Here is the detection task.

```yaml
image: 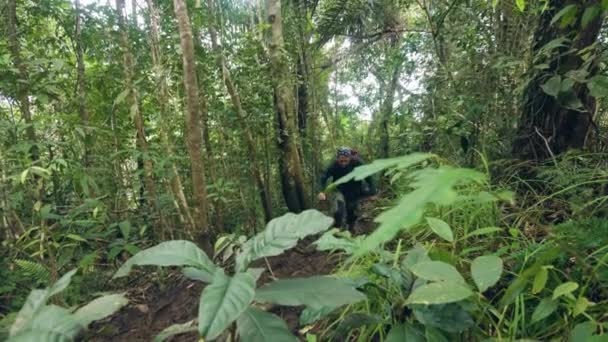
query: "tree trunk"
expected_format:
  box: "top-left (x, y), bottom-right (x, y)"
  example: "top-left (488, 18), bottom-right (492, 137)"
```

top-left (116, 0), bottom-right (164, 238)
top-left (206, 0), bottom-right (273, 222)
top-left (173, 0), bottom-right (213, 253)
top-left (267, 0), bottom-right (310, 213)
top-left (146, 0), bottom-right (196, 234)
top-left (379, 45), bottom-right (404, 159)
top-left (7, 0), bottom-right (37, 160)
top-left (512, 0), bottom-right (604, 160)
top-left (74, 0), bottom-right (91, 168)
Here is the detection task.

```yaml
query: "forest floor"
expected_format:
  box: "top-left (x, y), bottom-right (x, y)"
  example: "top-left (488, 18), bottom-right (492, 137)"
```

top-left (84, 199), bottom-right (379, 342)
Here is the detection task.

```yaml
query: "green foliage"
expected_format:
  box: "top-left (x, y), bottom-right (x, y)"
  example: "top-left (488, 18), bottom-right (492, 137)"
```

top-left (6, 269), bottom-right (126, 342)
top-left (115, 210), bottom-right (366, 341)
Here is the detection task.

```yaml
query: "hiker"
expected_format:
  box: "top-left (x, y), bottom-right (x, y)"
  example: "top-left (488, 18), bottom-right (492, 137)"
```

top-left (318, 147), bottom-right (376, 230)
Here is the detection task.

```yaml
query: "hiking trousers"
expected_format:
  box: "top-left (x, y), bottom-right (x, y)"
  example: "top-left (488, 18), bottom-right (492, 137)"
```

top-left (331, 192), bottom-right (359, 230)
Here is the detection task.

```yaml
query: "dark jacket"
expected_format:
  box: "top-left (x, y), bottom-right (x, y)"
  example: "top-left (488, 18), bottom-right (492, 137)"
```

top-left (320, 158), bottom-right (376, 198)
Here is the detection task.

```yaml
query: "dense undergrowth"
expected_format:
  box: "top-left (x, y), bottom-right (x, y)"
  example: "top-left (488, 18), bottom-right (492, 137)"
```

top-left (2, 152), bottom-right (608, 341)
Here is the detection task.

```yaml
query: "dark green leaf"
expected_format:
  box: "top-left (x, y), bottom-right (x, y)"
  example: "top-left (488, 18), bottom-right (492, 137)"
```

top-left (541, 75), bottom-right (561, 97)
top-left (531, 298), bottom-right (558, 323)
top-left (412, 303), bottom-right (474, 333)
top-left (532, 267), bottom-right (548, 294)
top-left (385, 322), bottom-right (425, 342)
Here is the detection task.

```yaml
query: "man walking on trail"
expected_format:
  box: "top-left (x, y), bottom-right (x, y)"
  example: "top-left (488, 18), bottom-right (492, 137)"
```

top-left (318, 147), bottom-right (376, 231)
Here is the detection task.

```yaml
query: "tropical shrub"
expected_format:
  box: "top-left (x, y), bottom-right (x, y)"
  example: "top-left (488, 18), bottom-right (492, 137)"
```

top-left (113, 209), bottom-right (367, 341)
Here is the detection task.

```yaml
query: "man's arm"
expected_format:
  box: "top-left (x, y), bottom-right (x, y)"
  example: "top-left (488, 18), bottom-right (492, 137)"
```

top-left (319, 164), bottom-right (334, 191)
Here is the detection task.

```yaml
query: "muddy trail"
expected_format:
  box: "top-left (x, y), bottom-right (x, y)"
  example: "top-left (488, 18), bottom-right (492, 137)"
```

top-left (84, 201), bottom-right (378, 341)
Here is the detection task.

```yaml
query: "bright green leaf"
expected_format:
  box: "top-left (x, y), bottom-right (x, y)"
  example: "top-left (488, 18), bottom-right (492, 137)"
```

top-left (10, 290), bottom-right (49, 336)
top-left (582, 5), bottom-right (601, 29)
top-left (573, 296), bottom-right (591, 317)
top-left (182, 267), bottom-right (214, 283)
top-left (471, 256), bottom-right (503, 292)
top-left (154, 320), bottom-right (197, 342)
top-left (515, 0), bottom-right (525, 12)
top-left (426, 217), bottom-right (454, 242)
top-left (255, 276), bottom-right (366, 309)
top-left (410, 261), bottom-right (465, 284)
top-left (73, 293), bottom-right (128, 326)
top-left (553, 282), bottom-right (578, 300)
top-left (236, 209), bottom-right (333, 271)
top-left (198, 271), bottom-right (255, 340)
top-left (113, 240), bottom-right (215, 279)
top-left (550, 5), bottom-right (577, 26)
top-left (532, 267), bottom-right (548, 294)
top-left (48, 269), bottom-right (78, 298)
top-left (237, 307), bottom-right (296, 342)
top-left (406, 281), bottom-right (473, 305)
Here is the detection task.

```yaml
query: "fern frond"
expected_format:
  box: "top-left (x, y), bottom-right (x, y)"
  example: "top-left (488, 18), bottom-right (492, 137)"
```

top-left (14, 259), bottom-right (51, 285)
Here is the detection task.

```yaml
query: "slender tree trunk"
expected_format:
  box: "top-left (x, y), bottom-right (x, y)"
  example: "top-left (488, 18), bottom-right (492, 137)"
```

top-left (267, 0), bottom-right (309, 212)
top-left (74, 0), bottom-right (91, 168)
top-left (7, 0), bottom-right (37, 160)
top-left (379, 49), bottom-right (403, 159)
top-left (513, 0), bottom-right (604, 160)
top-left (116, 0), bottom-right (164, 238)
top-left (173, 0), bottom-right (213, 253)
top-left (206, 0), bottom-right (273, 222)
top-left (146, 0), bottom-right (195, 234)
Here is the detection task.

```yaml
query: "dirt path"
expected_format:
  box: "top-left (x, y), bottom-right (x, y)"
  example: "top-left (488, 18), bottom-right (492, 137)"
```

top-left (85, 202), bottom-right (377, 341)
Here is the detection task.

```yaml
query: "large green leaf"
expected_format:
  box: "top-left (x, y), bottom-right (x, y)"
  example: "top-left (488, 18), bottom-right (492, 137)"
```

top-left (198, 271), bottom-right (256, 340)
top-left (113, 240), bottom-right (215, 278)
top-left (406, 281), bottom-right (473, 305)
top-left (352, 167), bottom-right (485, 259)
top-left (426, 217), bottom-right (454, 242)
top-left (313, 229), bottom-right (361, 255)
top-left (410, 261), bottom-right (465, 284)
top-left (16, 305), bottom-right (81, 340)
top-left (237, 307), bottom-right (296, 342)
top-left (401, 244), bottom-right (431, 271)
top-left (385, 322), bottom-right (425, 342)
top-left (72, 294), bottom-right (128, 326)
top-left (48, 269), bottom-right (78, 297)
top-left (7, 330), bottom-right (66, 342)
top-left (333, 153), bottom-right (434, 186)
top-left (471, 255), bottom-right (503, 292)
top-left (154, 320), bottom-right (197, 342)
top-left (236, 210), bottom-right (333, 271)
top-left (182, 267), bottom-right (214, 283)
top-left (10, 290), bottom-right (49, 336)
top-left (255, 276), bottom-right (366, 309)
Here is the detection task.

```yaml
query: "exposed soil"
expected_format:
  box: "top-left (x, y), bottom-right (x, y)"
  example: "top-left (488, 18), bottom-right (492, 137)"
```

top-left (84, 200), bottom-right (377, 342)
